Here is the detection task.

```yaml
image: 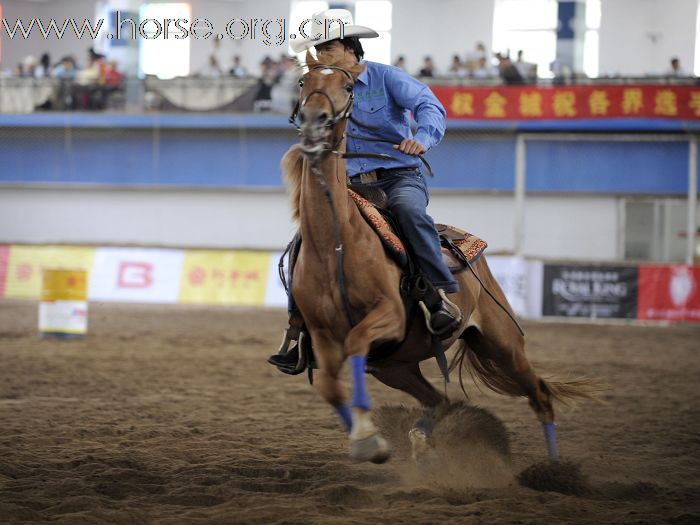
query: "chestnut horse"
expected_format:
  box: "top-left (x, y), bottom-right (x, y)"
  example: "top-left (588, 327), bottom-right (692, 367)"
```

top-left (284, 54), bottom-right (590, 464)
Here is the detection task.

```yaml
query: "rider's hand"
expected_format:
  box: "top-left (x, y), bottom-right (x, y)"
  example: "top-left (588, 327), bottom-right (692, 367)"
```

top-left (394, 139), bottom-right (427, 156)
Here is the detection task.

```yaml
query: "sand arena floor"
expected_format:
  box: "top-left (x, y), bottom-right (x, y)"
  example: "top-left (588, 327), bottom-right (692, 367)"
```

top-left (0, 300), bottom-right (698, 524)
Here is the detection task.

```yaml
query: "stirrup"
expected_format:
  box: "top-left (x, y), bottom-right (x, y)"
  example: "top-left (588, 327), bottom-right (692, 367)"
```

top-left (268, 329), bottom-right (309, 375)
top-left (419, 289), bottom-right (462, 339)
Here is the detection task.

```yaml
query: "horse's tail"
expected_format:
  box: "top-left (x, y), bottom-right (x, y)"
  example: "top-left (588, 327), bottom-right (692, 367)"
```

top-left (452, 342), bottom-right (602, 405)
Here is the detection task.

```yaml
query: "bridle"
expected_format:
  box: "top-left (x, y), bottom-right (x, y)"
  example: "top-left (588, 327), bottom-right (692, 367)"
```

top-left (289, 64), bottom-right (355, 152)
top-left (288, 64), bottom-right (359, 328)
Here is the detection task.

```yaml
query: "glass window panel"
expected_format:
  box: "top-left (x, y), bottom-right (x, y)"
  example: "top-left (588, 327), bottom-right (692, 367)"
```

top-left (355, 1), bottom-right (392, 31)
top-left (586, 0), bottom-right (601, 29)
top-left (289, 1), bottom-right (329, 61)
top-left (583, 29), bottom-right (599, 77)
top-left (494, 0), bottom-right (557, 31)
top-left (139, 3), bottom-right (191, 79)
top-left (361, 31), bottom-right (391, 65)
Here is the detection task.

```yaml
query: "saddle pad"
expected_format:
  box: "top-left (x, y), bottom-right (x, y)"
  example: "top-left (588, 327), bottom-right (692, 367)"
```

top-left (348, 189), bottom-right (408, 268)
top-left (436, 224), bottom-right (488, 273)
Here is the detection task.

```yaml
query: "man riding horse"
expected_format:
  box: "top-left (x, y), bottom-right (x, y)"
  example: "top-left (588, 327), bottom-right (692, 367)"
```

top-left (269, 9), bottom-right (461, 371)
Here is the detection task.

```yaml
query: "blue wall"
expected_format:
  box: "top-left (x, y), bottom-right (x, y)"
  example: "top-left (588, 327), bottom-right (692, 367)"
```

top-left (0, 114), bottom-right (697, 194)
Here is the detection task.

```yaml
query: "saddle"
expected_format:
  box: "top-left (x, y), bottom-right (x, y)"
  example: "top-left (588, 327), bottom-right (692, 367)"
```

top-left (275, 186), bottom-right (488, 380)
top-left (348, 185), bottom-right (488, 272)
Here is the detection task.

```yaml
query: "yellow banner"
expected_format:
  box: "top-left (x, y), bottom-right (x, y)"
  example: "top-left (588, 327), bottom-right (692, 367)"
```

top-left (5, 246), bottom-right (95, 299)
top-left (179, 250), bottom-right (270, 305)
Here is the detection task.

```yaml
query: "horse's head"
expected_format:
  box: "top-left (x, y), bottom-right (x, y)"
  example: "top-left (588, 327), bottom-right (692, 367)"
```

top-left (291, 52), bottom-right (363, 161)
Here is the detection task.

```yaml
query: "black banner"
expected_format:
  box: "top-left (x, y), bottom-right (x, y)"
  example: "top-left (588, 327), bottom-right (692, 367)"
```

top-left (542, 265), bottom-right (638, 319)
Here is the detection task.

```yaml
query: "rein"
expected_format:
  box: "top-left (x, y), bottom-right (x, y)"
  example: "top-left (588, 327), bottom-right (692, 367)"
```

top-left (291, 64), bottom-right (359, 328)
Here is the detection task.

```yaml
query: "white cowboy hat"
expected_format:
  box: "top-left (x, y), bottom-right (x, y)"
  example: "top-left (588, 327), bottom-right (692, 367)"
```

top-left (290, 9), bottom-right (378, 53)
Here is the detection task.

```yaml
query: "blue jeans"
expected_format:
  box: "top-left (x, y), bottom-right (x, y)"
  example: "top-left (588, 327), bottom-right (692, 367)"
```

top-left (368, 168), bottom-right (459, 294)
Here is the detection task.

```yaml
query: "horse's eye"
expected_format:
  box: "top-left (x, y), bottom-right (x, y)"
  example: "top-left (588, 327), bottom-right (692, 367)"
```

top-left (299, 79), bottom-right (305, 87)
top-left (345, 84), bottom-right (353, 93)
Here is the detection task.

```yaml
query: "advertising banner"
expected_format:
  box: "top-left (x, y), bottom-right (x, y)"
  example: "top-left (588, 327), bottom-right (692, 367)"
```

top-left (179, 250), bottom-right (270, 305)
top-left (638, 265), bottom-right (700, 322)
top-left (89, 247), bottom-right (184, 303)
top-left (264, 251), bottom-right (289, 308)
top-left (0, 245), bottom-right (9, 298)
top-left (432, 85), bottom-right (700, 120)
top-left (3, 245), bottom-right (95, 299)
top-left (485, 256), bottom-right (530, 318)
top-left (542, 265), bottom-right (638, 318)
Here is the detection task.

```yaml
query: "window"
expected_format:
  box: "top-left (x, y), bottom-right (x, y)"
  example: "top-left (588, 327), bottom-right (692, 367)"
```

top-left (492, 0), bottom-right (558, 78)
top-left (695, 2), bottom-right (700, 76)
top-left (583, 0), bottom-right (601, 78)
top-left (138, 3), bottom-right (191, 79)
top-left (354, 1), bottom-right (392, 65)
top-left (289, 1), bottom-right (329, 62)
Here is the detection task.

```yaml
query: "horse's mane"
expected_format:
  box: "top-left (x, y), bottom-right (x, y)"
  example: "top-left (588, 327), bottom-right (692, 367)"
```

top-left (282, 144), bottom-right (304, 223)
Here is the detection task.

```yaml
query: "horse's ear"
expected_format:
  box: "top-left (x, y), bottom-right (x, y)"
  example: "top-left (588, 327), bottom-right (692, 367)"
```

top-left (305, 50), bottom-right (318, 68)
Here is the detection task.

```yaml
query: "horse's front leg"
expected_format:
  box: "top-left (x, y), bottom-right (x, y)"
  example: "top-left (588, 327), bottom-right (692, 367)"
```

top-left (343, 299), bottom-right (404, 463)
top-left (309, 332), bottom-right (354, 432)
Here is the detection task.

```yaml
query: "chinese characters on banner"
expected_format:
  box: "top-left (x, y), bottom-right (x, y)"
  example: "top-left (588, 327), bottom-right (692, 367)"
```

top-left (432, 85), bottom-right (700, 120)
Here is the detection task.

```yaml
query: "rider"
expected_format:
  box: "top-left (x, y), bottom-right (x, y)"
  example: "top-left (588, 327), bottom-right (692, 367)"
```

top-left (268, 9), bottom-right (460, 370)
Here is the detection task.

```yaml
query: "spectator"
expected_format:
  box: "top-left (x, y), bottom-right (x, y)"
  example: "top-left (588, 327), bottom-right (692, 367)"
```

top-left (52, 56), bottom-right (78, 80)
top-left (418, 56), bottom-right (435, 78)
top-left (496, 52), bottom-right (525, 85)
top-left (515, 50), bottom-right (537, 83)
top-left (35, 53), bottom-right (51, 78)
top-left (393, 56), bottom-right (406, 71)
top-left (666, 57), bottom-right (688, 77)
top-left (472, 56), bottom-right (498, 79)
top-left (21, 55), bottom-right (37, 77)
top-left (199, 54), bottom-right (223, 77)
top-left (448, 54), bottom-right (467, 78)
top-left (271, 56), bottom-right (300, 114)
top-left (229, 55), bottom-right (248, 77)
top-left (465, 41), bottom-right (488, 74)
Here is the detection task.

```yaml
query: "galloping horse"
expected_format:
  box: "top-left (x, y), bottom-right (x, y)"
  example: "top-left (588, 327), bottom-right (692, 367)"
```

top-left (284, 53), bottom-right (590, 464)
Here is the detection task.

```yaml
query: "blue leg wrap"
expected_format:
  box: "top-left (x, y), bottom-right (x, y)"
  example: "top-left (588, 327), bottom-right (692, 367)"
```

top-left (543, 422), bottom-right (560, 462)
top-left (336, 404), bottom-right (353, 433)
top-left (350, 355), bottom-right (371, 411)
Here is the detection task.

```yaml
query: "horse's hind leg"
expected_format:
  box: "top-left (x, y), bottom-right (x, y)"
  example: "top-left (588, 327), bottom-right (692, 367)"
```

top-left (370, 363), bottom-right (447, 461)
top-left (463, 318), bottom-right (560, 460)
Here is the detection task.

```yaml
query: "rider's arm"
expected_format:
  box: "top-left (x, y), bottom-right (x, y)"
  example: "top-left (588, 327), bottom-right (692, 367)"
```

top-left (385, 68), bottom-right (446, 151)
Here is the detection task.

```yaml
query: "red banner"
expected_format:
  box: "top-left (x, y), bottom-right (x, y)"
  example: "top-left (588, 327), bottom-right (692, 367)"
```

top-left (432, 85), bottom-right (700, 120)
top-left (637, 265), bottom-right (700, 322)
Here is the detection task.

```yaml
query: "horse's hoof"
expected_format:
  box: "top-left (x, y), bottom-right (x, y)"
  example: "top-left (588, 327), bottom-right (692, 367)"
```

top-left (409, 428), bottom-right (437, 465)
top-left (350, 434), bottom-right (391, 464)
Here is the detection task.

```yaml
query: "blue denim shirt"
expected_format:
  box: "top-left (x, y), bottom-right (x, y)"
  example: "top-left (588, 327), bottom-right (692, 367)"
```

top-left (346, 61), bottom-right (446, 177)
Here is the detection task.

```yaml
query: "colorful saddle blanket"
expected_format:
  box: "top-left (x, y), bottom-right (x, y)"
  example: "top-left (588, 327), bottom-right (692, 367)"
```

top-left (348, 188), bottom-right (487, 272)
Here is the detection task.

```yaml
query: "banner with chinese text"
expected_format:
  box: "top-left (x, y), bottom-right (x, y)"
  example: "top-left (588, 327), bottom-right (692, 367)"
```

top-left (432, 85), bottom-right (700, 120)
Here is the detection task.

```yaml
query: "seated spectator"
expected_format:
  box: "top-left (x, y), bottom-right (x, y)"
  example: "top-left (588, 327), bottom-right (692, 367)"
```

top-left (448, 54), bottom-right (467, 78)
top-left (393, 56), bottom-right (406, 71)
top-left (229, 55), bottom-right (248, 77)
top-left (496, 53), bottom-right (525, 85)
top-left (472, 56), bottom-right (498, 79)
top-left (418, 56), bottom-right (435, 78)
top-left (35, 53), bottom-right (52, 78)
top-left (465, 41), bottom-right (488, 74)
top-left (199, 55), bottom-right (223, 78)
top-left (52, 56), bottom-right (78, 81)
top-left (666, 57), bottom-right (688, 77)
top-left (104, 61), bottom-right (123, 87)
top-left (515, 50), bottom-right (537, 83)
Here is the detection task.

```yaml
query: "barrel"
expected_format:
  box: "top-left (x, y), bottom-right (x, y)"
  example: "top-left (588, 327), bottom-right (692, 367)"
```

top-left (39, 268), bottom-right (88, 338)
